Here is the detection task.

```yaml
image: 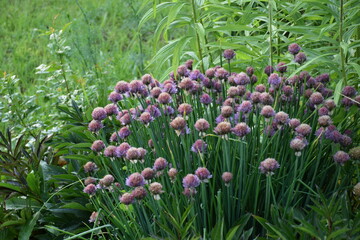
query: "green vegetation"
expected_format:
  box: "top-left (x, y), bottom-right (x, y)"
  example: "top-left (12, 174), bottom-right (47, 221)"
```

top-left (1, 0), bottom-right (359, 239)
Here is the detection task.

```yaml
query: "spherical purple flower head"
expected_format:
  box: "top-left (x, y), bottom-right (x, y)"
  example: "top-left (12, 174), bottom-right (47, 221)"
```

top-left (288, 118), bottom-right (300, 129)
top-left (215, 67), bottom-right (229, 80)
top-left (349, 147), bottom-right (360, 160)
top-left (227, 86), bottom-right (240, 98)
top-left (179, 78), bottom-right (194, 91)
top-left (118, 126), bottom-right (131, 139)
top-left (91, 107), bottom-right (107, 121)
top-left (199, 93), bottom-right (212, 105)
top-left (142, 168), bottom-right (158, 182)
top-left (178, 103), bottom-right (193, 116)
top-left (182, 174), bottom-right (201, 188)
top-left (84, 162), bottom-right (98, 173)
top-left (323, 100), bottom-right (336, 111)
top-left (259, 158), bottom-right (280, 175)
top-left (104, 145), bottom-right (120, 158)
top-left (191, 139), bottom-right (208, 153)
top-left (132, 186), bottom-right (147, 200)
top-left (222, 172), bottom-right (233, 185)
top-left (139, 112), bottom-right (154, 125)
top-left (117, 111), bottom-right (132, 125)
top-left (214, 121), bottom-right (231, 136)
top-left (125, 147), bottom-right (140, 161)
top-left (276, 62), bottom-right (287, 73)
top-left (170, 117), bottom-right (187, 131)
top-left (109, 131), bottom-right (120, 143)
top-left (189, 81), bottom-right (202, 95)
top-left (145, 105), bottom-right (161, 118)
top-left (177, 65), bottom-right (190, 77)
top-left (261, 105), bottom-right (275, 118)
top-left (183, 187), bottom-right (197, 198)
top-left (342, 86), bottom-right (357, 97)
top-left (221, 106), bottom-right (234, 118)
top-left (149, 182), bottom-right (164, 196)
top-left (294, 52), bottom-right (307, 64)
top-left (194, 119), bottom-right (210, 133)
top-left (321, 88), bottom-right (333, 98)
top-left (255, 84), bottom-right (266, 93)
top-left (108, 91), bottom-right (123, 103)
top-left (189, 69), bottom-right (204, 80)
top-left (99, 174), bottom-right (115, 187)
top-left (104, 104), bottom-right (119, 116)
top-left (83, 184), bottom-right (97, 195)
top-left (150, 87), bottom-right (162, 98)
top-left (264, 65), bottom-right (274, 76)
top-left (318, 107), bottom-right (329, 116)
top-left (288, 43), bottom-right (301, 55)
top-left (202, 77), bottom-right (213, 89)
top-left (164, 106), bottom-right (175, 116)
top-left (88, 120), bottom-right (104, 132)
top-left (153, 157), bottom-right (168, 171)
top-left (151, 79), bottom-right (161, 88)
top-left (141, 74), bottom-right (153, 85)
top-left (235, 72), bottom-right (250, 85)
top-left (304, 89), bottom-right (313, 99)
top-left (315, 73), bottom-right (330, 84)
top-left (195, 167), bottom-right (212, 182)
top-left (290, 137), bottom-right (308, 156)
top-left (157, 92), bottom-right (172, 105)
top-left (333, 151), bottom-right (350, 165)
top-left (282, 85), bottom-right (293, 96)
top-left (163, 83), bottom-right (178, 94)
top-left (223, 49), bottom-right (236, 60)
top-left (341, 96), bottom-right (354, 108)
top-left (215, 114), bottom-right (226, 125)
top-left (260, 92), bottom-right (274, 105)
top-left (119, 192), bottom-right (134, 205)
top-left (91, 140), bottom-right (105, 152)
top-left (246, 66), bottom-right (254, 77)
top-left (287, 75), bottom-right (299, 86)
top-left (268, 73), bottom-right (281, 87)
top-left (137, 148), bottom-right (147, 160)
top-left (315, 127), bottom-right (326, 139)
top-left (326, 128), bottom-right (343, 143)
top-left (340, 134), bottom-right (352, 147)
top-left (295, 124), bottom-right (312, 137)
top-left (250, 75), bottom-right (258, 84)
top-left (129, 80), bottom-right (145, 94)
top-left (213, 81), bottom-right (222, 93)
top-left (231, 122), bottom-right (250, 138)
top-left (115, 81), bottom-right (130, 94)
top-left (223, 98), bottom-right (236, 107)
top-left (185, 59), bottom-right (193, 70)
top-left (168, 168), bottom-right (178, 181)
top-left (205, 68), bottom-right (215, 79)
top-left (126, 173), bottom-right (145, 187)
top-left (141, 167), bottom-right (156, 180)
top-left (85, 177), bottom-right (96, 186)
top-left (298, 71), bottom-right (310, 81)
top-left (250, 92), bottom-right (261, 104)
top-left (274, 111), bottom-right (290, 125)
top-left (318, 115), bottom-right (332, 127)
top-left (238, 100), bottom-right (253, 114)
top-left (117, 142), bottom-right (131, 157)
top-left (309, 92), bottom-right (324, 106)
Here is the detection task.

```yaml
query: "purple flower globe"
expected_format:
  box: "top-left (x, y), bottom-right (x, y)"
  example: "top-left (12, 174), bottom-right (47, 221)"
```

top-left (223, 49), bottom-right (236, 60)
top-left (333, 151), bottom-right (350, 165)
top-left (259, 158), bottom-right (280, 175)
top-left (182, 174), bottom-right (201, 188)
top-left (231, 123), bottom-right (251, 137)
top-left (288, 43), bottom-right (301, 55)
top-left (126, 173), bottom-right (146, 187)
top-left (191, 139), bottom-right (208, 153)
top-left (195, 167), bottom-right (212, 182)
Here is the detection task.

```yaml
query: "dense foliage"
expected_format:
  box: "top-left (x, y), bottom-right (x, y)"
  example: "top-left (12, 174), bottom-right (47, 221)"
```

top-left (1, 0), bottom-right (359, 239)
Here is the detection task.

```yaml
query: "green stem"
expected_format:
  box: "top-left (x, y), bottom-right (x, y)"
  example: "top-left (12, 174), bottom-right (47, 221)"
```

top-left (191, 0), bottom-right (205, 72)
top-left (339, 0), bottom-right (347, 85)
top-left (268, 0), bottom-right (273, 66)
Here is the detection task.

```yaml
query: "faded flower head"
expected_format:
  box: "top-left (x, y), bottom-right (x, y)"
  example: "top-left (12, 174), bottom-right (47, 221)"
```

top-left (153, 157), bottom-right (168, 171)
top-left (231, 122), bottom-right (251, 138)
top-left (141, 168), bottom-right (156, 180)
top-left (295, 124), bottom-right (312, 137)
top-left (222, 172), bottom-right (233, 185)
top-left (119, 192), bottom-right (134, 205)
top-left (91, 140), bottom-right (105, 152)
top-left (84, 162), bottom-right (98, 173)
top-left (214, 121), bottom-right (231, 135)
top-left (92, 107), bottom-right (107, 121)
top-left (195, 167), bottom-right (212, 182)
top-left (191, 139), bottom-right (208, 153)
top-left (259, 158), bottom-right (280, 175)
top-left (83, 184), bottom-right (97, 195)
top-left (333, 151), bottom-right (350, 165)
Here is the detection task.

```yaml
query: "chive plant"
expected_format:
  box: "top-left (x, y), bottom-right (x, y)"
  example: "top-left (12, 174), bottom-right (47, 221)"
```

top-left (79, 46), bottom-right (359, 238)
